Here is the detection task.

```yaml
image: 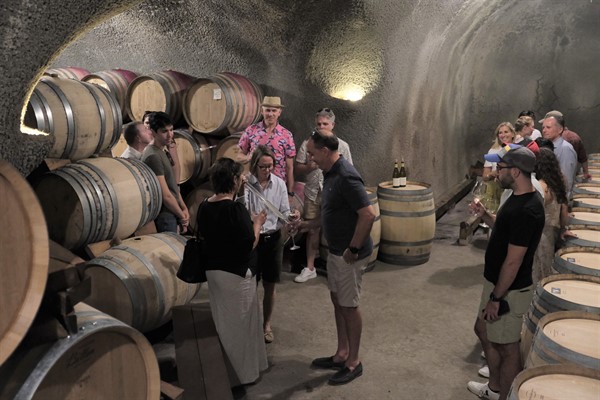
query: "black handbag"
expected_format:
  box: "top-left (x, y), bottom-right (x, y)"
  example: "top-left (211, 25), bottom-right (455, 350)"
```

top-left (176, 200), bottom-right (207, 283)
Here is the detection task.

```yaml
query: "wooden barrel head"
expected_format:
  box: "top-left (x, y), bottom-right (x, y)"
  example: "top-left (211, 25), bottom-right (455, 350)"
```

top-left (567, 226), bottom-right (600, 247)
top-left (543, 318), bottom-right (600, 360)
top-left (184, 79), bottom-right (228, 133)
top-left (555, 247), bottom-right (600, 276)
top-left (128, 77), bottom-right (167, 121)
top-left (541, 277), bottom-right (600, 310)
top-left (573, 197), bottom-right (600, 209)
top-left (570, 210), bottom-right (600, 226)
top-left (0, 161), bottom-right (49, 366)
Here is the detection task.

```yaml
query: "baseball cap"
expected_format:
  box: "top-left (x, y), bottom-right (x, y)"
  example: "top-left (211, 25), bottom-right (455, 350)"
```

top-left (484, 144), bottom-right (536, 173)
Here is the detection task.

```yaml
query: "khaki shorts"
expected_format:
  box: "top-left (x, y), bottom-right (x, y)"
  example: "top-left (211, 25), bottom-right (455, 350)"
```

top-left (327, 254), bottom-right (367, 307)
top-left (478, 279), bottom-right (533, 344)
top-left (303, 193), bottom-right (321, 220)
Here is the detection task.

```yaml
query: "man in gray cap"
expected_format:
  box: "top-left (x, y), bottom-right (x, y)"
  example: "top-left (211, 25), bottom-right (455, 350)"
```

top-left (468, 146), bottom-right (545, 400)
top-left (540, 111), bottom-right (579, 196)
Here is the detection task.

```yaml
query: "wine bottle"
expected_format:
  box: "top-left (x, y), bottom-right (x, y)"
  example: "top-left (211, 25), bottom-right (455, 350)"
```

top-left (399, 159), bottom-right (407, 187)
top-left (392, 159), bottom-right (400, 188)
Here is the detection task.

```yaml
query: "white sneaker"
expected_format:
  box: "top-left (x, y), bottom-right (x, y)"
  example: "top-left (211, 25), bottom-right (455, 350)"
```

top-left (478, 365), bottom-right (490, 378)
top-left (294, 267), bottom-right (317, 283)
top-left (467, 381), bottom-right (499, 400)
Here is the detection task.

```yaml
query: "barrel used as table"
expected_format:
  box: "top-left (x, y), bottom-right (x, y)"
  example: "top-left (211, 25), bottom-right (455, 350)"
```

top-left (320, 188), bottom-right (381, 273)
top-left (83, 233), bottom-right (200, 332)
top-left (0, 161), bottom-right (49, 366)
top-left (508, 364), bottom-right (600, 400)
top-left (569, 208), bottom-right (600, 227)
top-left (183, 72), bottom-right (263, 134)
top-left (554, 246), bottom-right (600, 276)
top-left (377, 181), bottom-right (435, 266)
top-left (23, 76), bottom-right (122, 160)
top-left (44, 66), bottom-right (90, 80)
top-left (525, 311), bottom-right (600, 370)
top-left (520, 274), bottom-right (600, 362)
top-left (573, 196), bottom-right (600, 210)
top-left (573, 183), bottom-right (600, 197)
top-left (35, 157), bottom-right (162, 249)
top-left (126, 69), bottom-right (196, 124)
top-left (83, 68), bottom-right (139, 122)
top-left (0, 303), bottom-right (160, 400)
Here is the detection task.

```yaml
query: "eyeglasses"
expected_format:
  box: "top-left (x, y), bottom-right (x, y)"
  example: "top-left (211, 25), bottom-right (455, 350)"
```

top-left (258, 164), bottom-right (273, 170)
top-left (496, 164), bottom-right (514, 171)
top-left (317, 108), bottom-right (332, 113)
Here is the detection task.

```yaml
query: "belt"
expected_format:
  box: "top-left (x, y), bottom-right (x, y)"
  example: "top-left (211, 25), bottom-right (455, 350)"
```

top-left (260, 230), bottom-right (281, 241)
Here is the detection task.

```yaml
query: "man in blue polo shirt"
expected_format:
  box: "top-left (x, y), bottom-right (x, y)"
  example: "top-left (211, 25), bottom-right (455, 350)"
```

top-left (295, 130), bottom-right (375, 385)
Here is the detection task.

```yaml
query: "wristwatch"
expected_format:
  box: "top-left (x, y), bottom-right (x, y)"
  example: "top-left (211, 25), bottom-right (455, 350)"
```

top-left (348, 246), bottom-right (360, 254)
top-left (489, 292), bottom-right (502, 302)
top-left (288, 191), bottom-right (295, 196)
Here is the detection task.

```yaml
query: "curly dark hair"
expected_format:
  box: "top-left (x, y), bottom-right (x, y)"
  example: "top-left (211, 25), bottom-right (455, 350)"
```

top-left (534, 147), bottom-right (568, 204)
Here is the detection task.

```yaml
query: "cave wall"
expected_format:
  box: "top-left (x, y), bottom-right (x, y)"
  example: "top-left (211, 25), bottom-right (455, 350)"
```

top-left (1, 0), bottom-right (599, 198)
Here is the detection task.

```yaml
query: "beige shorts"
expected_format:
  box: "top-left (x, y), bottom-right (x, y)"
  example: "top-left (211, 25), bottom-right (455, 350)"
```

top-left (478, 279), bottom-right (533, 344)
top-left (303, 193), bottom-right (321, 220)
top-left (327, 254), bottom-right (367, 307)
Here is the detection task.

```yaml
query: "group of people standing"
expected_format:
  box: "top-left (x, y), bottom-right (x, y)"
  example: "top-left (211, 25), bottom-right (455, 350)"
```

top-left (468, 110), bottom-right (591, 400)
top-left (119, 97), bottom-right (375, 387)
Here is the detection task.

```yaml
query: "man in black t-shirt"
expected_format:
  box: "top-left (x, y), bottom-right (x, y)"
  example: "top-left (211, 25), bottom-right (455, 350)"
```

top-left (468, 145), bottom-right (544, 400)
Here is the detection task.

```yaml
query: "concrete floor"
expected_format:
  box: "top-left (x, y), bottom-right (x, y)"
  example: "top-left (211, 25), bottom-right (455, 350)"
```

top-left (220, 196), bottom-right (491, 400)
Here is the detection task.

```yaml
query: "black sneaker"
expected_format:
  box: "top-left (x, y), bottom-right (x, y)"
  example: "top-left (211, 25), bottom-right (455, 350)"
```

top-left (328, 363), bottom-right (363, 385)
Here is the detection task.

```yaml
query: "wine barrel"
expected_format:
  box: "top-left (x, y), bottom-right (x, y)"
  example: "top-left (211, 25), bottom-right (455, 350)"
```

top-left (554, 246), bottom-right (600, 276)
top-left (34, 157), bottom-right (162, 249)
top-left (126, 70), bottom-right (195, 124)
top-left (589, 153), bottom-right (600, 161)
top-left (215, 133), bottom-right (250, 174)
top-left (174, 129), bottom-right (212, 184)
top-left (573, 197), bottom-right (600, 210)
top-left (566, 225), bottom-right (600, 247)
top-left (569, 207), bottom-right (600, 227)
top-left (184, 184), bottom-right (215, 233)
top-left (83, 233), bottom-right (200, 332)
top-left (525, 311), bottom-right (600, 370)
top-left (573, 183), bottom-right (600, 197)
top-left (520, 274), bottom-right (600, 363)
top-left (320, 188), bottom-right (381, 273)
top-left (0, 161), bottom-right (49, 366)
top-left (23, 76), bottom-right (122, 160)
top-left (44, 66), bottom-right (90, 80)
top-left (0, 303), bottom-right (160, 399)
top-left (83, 68), bottom-right (139, 122)
top-left (183, 72), bottom-right (263, 134)
top-left (508, 364), bottom-right (600, 400)
top-left (377, 181), bottom-right (435, 266)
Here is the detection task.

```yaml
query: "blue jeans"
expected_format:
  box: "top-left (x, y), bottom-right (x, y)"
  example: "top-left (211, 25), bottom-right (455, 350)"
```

top-left (155, 212), bottom-right (178, 233)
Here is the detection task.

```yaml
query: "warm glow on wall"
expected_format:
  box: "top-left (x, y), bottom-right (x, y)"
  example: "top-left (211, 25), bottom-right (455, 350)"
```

top-left (306, 18), bottom-right (382, 102)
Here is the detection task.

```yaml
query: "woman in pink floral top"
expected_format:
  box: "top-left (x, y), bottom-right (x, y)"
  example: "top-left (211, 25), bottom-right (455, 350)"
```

top-left (237, 96), bottom-right (296, 197)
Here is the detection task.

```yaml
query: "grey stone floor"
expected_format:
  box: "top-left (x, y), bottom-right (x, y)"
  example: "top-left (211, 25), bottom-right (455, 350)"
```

top-left (227, 196), bottom-right (491, 400)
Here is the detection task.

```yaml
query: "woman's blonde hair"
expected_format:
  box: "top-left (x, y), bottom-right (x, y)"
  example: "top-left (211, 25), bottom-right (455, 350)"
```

top-left (491, 122), bottom-right (516, 149)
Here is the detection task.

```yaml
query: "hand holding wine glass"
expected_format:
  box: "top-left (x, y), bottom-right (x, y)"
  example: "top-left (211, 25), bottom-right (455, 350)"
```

top-left (287, 207), bottom-right (301, 250)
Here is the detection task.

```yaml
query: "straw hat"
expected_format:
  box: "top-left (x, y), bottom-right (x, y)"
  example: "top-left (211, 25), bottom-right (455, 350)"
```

top-left (261, 96), bottom-right (285, 108)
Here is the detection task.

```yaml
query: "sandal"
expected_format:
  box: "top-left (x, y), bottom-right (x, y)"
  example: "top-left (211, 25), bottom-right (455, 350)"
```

top-left (264, 330), bottom-right (274, 343)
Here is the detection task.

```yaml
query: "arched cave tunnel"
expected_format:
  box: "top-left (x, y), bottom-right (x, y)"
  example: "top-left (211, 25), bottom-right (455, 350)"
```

top-left (1, 0), bottom-right (599, 200)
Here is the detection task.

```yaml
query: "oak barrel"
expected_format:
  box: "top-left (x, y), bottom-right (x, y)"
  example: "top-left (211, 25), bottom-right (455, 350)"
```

top-left (573, 197), bottom-right (600, 210)
top-left (83, 233), bottom-right (200, 332)
top-left (0, 161), bottom-right (49, 366)
top-left (0, 303), bottom-right (160, 399)
top-left (183, 72), bottom-right (263, 134)
top-left (508, 364), bottom-right (600, 400)
top-left (565, 225), bottom-right (600, 247)
top-left (184, 184), bottom-right (215, 233)
top-left (520, 274), bottom-right (600, 363)
top-left (573, 183), bottom-right (600, 197)
top-left (215, 133), bottom-right (250, 174)
top-left (554, 246), bottom-right (600, 276)
top-left (34, 157), bottom-right (161, 249)
top-left (174, 129), bottom-right (212, 184)
top-left (83, 68), bottom-right (139, 122)
top-left (320, 188), bottom-right (381, 273)
top-left (569, 207), bottom-right (600, 227)
top-left (23, 76), bottom-right (122, 160)
top-left (525, 311), bottom-right (600, 370)
top-left (44, 66), bottom-right (90, 80)
top-left (377, 181), bottom-right (435, 266)
top-left (126, 69), bottom-right (195, 124)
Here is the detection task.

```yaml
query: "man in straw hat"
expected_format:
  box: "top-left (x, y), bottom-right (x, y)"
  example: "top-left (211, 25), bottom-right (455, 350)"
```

top-left (238, 96), bottom-right (296, 201)
top-left (468, 145), bottom-right (545, 400)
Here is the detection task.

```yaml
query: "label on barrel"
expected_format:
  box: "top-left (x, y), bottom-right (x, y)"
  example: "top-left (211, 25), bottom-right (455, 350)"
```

top-left (550, 287), bottom-right (561, 294)
top-left (567, 257), bottom-right (576, 262)
top-left (213, 88), bottom-right (222, 100)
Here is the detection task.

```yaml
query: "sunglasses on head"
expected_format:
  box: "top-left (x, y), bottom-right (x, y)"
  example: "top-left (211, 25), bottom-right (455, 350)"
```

top-left (317, 108), bottom-right (332, 113)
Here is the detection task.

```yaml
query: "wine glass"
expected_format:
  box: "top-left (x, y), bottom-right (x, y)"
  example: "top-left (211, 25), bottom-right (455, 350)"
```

top-left (471, 180), bottom-right (489, 228)
top-left (287, 208), bottom-right (301, 251)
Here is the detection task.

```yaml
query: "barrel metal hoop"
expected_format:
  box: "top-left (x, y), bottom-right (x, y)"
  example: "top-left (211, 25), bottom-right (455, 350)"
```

top-left (42, 78), bottom-right (75, 158)
top-left (380, 209), bottom-right (436, 218)
top-left (155, 74), bottom-right (175, 117)
top-left (28, 88), bottom-right (51, 132)
top-left (210, 76), bottom-right (231, 132)
top-left (380, 238), bottom-right (433, 246)
top-left (157, 232), bottom-right (185, 260)
top-left (80, 81), bottom-right (107, 154)
top-left (52, 169), bottom-right (96, 248)
top-left (538, 290), bottom-right (600, 314)
top-left (116, 246), bottom-right (166, 329)
top-left (217, 73), bottom-right (242, 129)
top-left (97, 82), bottom-right (123, 148)
top-left (35, 86), bottom-right (55, 132)
top-left (537, 329), bottom-right (599, 369)
top-left (124, 158), bottom-right (162, 221)
top-left (175, 129), bottom-right (202, 180)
